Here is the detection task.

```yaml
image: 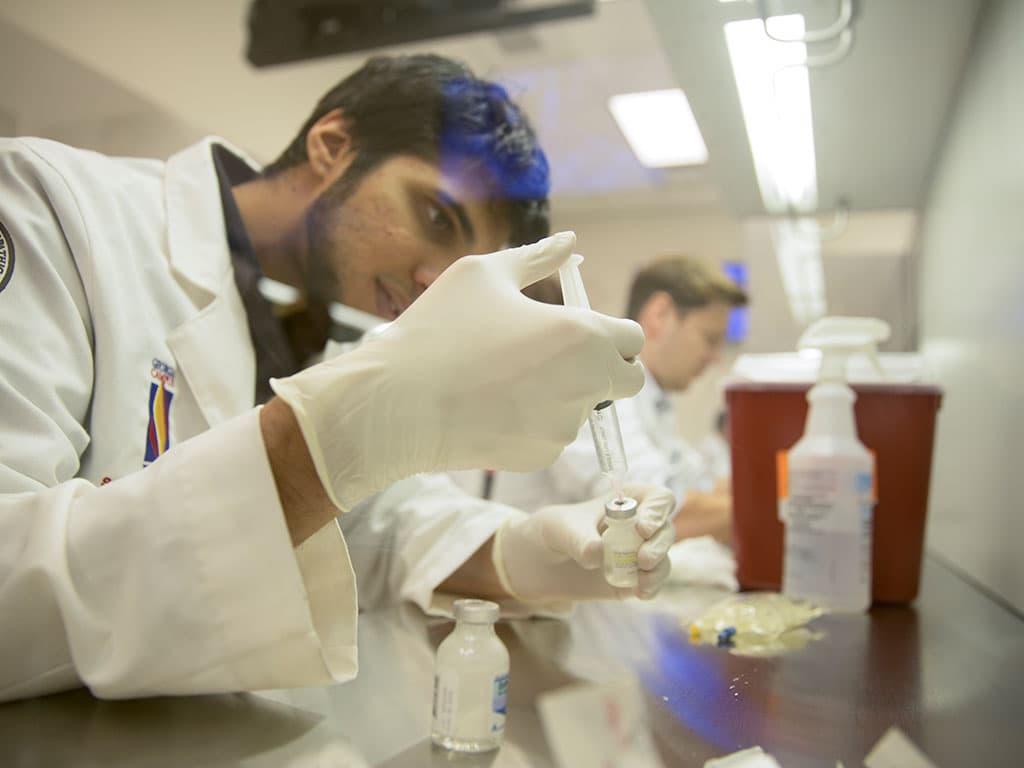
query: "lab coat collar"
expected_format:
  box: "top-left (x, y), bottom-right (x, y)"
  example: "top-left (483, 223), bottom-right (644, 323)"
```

top-left (638, 364), bottom-right (672, 412)
top-left (636, 364), bottom-right (677, 451)
top-left (164, 137), bottom-right (262, 299)
top-left (163, 138), bottom-right (261, 424)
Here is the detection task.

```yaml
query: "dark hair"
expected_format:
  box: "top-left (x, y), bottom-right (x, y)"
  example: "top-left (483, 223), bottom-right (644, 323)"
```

top-left (264, 53), bottom-right (550, 246)
top-left (626, 256), bottom-right (748, 321)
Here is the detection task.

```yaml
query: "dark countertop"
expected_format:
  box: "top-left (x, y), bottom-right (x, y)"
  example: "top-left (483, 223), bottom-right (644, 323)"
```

top-left (2, 555), bottom-right (1021, 767)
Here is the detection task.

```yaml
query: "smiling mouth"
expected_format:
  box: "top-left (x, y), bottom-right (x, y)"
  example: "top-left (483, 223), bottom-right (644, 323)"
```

top-left (375, 279), bottom-right (408, 321)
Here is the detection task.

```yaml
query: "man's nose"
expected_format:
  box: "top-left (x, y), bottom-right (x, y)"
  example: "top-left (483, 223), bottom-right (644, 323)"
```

top-left (412, 254), bottom-right (460, 297)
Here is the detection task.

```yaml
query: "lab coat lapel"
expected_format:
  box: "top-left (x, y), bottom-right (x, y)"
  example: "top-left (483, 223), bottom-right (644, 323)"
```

top-left (163, 138), bottom-right (260, 428)
top-left (166, 278), bottom-right (255, 428)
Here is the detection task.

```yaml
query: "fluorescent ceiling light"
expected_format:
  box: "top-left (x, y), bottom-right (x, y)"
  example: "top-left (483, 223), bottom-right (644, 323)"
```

top-left (724, 14), bottom-right (817, 212)
top-left (725, 14), bottom-right (824, 324)
top-left (773, 219), bottom-right (826, 326)
top-left (608, 89), bottom-right (709, 168)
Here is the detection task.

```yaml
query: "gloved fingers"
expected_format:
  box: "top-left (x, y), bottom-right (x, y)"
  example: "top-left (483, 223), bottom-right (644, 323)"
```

top-left (537, 498), bottom-right (606, 568)
top-left (592, 313), bottom-right (645, 362)
top-left (577, 537), bottom-right (604, 570)
top-left (624, 485), bottom-right (677, 538)
top-left (637, 521), bottom-right (676, 571)
top-left (549, 407), bottom-right (595, 456)
top-left (585, 312), bottom-right (645, 402)
top-left (606, 357), bottom-right (646, 401)
top-left (487, 231), bottom-right (577, 289)
top-left (635, 557), bottom-right (671, 600)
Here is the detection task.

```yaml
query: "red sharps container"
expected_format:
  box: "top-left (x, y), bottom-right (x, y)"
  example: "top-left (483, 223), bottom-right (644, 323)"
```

top-left (725, 353), bottom-right (943, 604)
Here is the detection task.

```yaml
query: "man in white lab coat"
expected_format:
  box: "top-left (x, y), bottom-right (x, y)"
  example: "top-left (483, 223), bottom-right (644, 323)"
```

top-left (0, 54), bottom-right (675, 703)
top-left (454, 257), bottom-right (747, 544)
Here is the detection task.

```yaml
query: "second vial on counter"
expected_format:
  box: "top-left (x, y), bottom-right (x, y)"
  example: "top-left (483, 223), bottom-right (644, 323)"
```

top-left (431, 599), bottom-right (509, 753)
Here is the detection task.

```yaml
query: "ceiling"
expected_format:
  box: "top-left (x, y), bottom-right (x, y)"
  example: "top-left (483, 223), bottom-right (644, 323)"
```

top-left (648, 0), bottom-right (982, 216)
top-left (0, 0), bottom-right (982, 218)
top-left (0, 0), bottom-right (988, 354)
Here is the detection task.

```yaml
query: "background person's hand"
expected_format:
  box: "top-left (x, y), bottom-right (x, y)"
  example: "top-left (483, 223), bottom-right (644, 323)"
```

top-left (491, 484), bottom-right (676, 603)
top-left (674, 489), bottom-right (733, 545)
top-left (270, 232), bottom-right (645, 511)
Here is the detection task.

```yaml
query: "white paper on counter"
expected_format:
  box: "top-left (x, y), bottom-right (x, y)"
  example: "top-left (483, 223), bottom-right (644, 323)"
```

top-left (864, 727), bottom-right (940, 768)
top-left (537, 675), bottom-right (664, 768)
top-left (283, 739), bottom-right (370, 768)
top-left (703, 745), bottom-right (784, 768)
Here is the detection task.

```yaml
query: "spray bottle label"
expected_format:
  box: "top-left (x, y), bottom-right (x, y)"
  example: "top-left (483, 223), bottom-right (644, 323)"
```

top-left (777, 452), bottom-right (875, 532)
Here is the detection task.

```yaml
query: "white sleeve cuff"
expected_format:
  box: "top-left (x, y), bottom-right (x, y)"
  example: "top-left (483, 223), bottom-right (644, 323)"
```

top-left (92, 407), bottom-right (358, 695)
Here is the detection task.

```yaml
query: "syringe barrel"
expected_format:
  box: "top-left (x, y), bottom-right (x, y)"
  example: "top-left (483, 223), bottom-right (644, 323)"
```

top-left (588, 400), bottom-right (628, 477)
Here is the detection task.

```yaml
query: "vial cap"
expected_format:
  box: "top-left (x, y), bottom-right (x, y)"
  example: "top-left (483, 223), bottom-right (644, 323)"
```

top-left (604, 496), bottom-right (638, 519)
top-left (453, 598), bottom-right (499, 624)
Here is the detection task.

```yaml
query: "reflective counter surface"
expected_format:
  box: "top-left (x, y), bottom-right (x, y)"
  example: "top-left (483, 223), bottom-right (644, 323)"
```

top-left (2, 555), bottom-right (1022, 767)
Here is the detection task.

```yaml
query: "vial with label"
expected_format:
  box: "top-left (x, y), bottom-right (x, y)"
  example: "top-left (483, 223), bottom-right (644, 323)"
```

top-left (431, 599), bottom-right (510, 753)
top-left (603, 496), bottom-right (642, 588)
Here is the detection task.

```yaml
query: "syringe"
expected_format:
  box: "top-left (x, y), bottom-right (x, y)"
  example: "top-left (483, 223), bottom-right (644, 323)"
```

top-left (557, 253), bottom-right (629, 501)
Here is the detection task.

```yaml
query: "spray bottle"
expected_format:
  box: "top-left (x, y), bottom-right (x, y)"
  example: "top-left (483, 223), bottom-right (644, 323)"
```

top-left (780, 317), bottom-right (889, 613)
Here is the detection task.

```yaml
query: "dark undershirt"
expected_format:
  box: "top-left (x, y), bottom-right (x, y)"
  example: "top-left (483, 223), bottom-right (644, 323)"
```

top-left (212, 145), bottom-right (311, 404)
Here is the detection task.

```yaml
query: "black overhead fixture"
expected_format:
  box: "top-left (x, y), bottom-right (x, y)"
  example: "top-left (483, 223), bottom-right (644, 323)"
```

top-left (247, 0), bottom-right (596, 67)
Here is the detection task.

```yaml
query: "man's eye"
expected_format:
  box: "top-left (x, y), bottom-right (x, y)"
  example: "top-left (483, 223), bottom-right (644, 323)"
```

top-left (426, 201), bottom-right (455, 232)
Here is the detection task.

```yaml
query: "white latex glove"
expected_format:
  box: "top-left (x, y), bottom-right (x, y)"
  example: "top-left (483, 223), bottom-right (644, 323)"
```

top-left (270, 232), bottom-right (645, 511)
top-left (491, 484), bottom-right (676, 602)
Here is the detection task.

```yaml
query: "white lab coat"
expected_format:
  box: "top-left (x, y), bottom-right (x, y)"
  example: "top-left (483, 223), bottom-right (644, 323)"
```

top-left (342, 473), bottom-right (519, 614)
top-left (450, 368), bottom-right (714, 512)
top-left (0, 137), bottom-right (358, 702)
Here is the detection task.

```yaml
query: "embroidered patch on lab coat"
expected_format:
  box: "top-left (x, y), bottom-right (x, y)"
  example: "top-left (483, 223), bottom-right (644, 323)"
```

top-left (0, 220), bottom-right (14, 293)
top-left (144, 358), bottom-right (176, 465)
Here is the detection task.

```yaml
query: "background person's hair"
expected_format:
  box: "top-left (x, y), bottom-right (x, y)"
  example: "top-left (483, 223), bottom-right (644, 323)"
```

top-left (626, 256), bottom-right (748, 321)
top-left (264, 53), bottom-right (550, 246)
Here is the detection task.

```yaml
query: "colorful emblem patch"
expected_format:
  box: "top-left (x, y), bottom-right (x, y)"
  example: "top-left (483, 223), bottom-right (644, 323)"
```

top-left (0, 220), bottom-right (14, 294)
top-left (144, 358), bottom-right (175, 465)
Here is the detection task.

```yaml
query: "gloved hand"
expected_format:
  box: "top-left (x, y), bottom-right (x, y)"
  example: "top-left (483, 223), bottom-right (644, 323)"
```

top-left (491, 484), bottom-right (676, 602)
top-left (270, 232), bottom-right (645, 511)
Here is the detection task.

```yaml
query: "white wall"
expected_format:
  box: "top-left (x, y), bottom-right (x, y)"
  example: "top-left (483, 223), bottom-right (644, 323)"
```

top-left (917, 0), bottom-right (1024, 612)
top-left (0, 17), bottom-right (202, 158)
top-left (549, 206), bottom-right (916, 445)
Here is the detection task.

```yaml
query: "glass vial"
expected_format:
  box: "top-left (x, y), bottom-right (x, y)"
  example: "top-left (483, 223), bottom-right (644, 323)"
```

top-left (431, 599), bottom-right (509, 753)
top-left (603, 496), bottom-right (642, 588)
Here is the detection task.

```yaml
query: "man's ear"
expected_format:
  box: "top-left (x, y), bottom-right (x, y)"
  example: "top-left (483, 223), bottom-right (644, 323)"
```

top-left (637, 291), bottom-right (676, 340)
top-left (305, 109), bottom-right (356, 187)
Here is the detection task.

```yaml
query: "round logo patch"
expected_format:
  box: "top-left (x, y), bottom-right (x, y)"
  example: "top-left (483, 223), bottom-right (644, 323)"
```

top-left (0, 220), bottom-right (14, 294)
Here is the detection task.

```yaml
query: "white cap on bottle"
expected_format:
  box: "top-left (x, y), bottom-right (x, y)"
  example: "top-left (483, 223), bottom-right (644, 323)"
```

top-left (453, 598), bottom-right (500, 624)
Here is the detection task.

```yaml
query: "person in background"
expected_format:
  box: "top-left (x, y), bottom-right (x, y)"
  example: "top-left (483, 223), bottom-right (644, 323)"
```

top-left (452, 256), bottom-right (747, 544)
top-left (0, 53), bottom-right (676, 703)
